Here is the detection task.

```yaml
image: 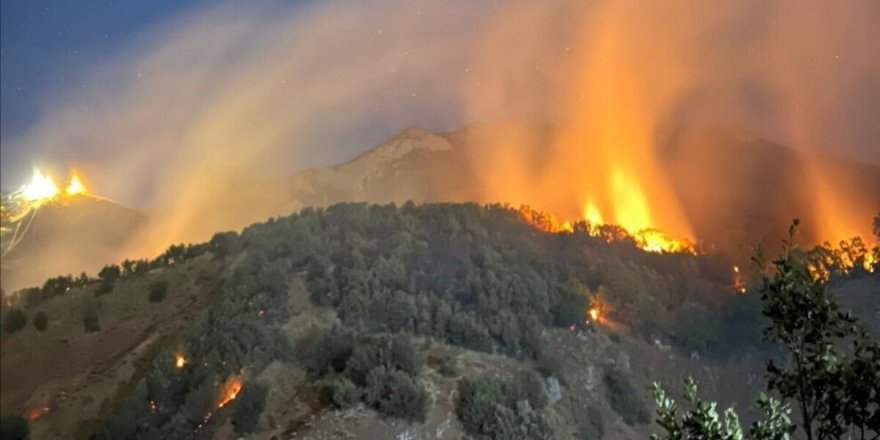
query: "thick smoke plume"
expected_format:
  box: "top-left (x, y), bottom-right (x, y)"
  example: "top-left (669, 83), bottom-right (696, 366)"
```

top-left (1, 0), bottom-right (877, 271)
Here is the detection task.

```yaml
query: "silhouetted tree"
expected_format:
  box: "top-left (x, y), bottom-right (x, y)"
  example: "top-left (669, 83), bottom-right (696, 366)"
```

top-left (83, 300), bottom-right (100, 332)
top-left (149, 280), bottom-right (168, 303)
top-left (33, 311), bottom-right (48, 331)
top-left (3, 308), bottom-right (27, 334)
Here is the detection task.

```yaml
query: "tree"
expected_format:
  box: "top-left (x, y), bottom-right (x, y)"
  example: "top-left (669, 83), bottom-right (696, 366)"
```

top-left (652, 221), bottom-right (880, 440)
top-left (83, 301), bottom-right (100, 332)
top-left (149, 280), bottom-right (168, 303)
top-left (2, 308), bottom-right (27, 334)
top-left (98, 264), bottom-right (121, 283)
top-left (0, 414), bottom-right (30, 440)
top-left (760, 221), bottom-right (879, 440)
top-left (33, 311), bottom-right (48, 331)
top-left (873, 213), bottom-right (879, 240)
top-left (232, 381), bottom-right (268, 435)
top-left (604, 369), bottom-right (650, 426)
top-left (651, 378), bottom-right (794, 440)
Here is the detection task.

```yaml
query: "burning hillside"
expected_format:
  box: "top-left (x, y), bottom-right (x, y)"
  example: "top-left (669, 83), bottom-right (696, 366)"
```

top-left (1, 168), bottom-right (145, 292)
top-left (516, 205), bottom-right (694, 254)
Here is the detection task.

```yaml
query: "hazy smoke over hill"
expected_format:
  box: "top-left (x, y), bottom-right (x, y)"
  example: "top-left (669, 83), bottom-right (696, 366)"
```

top-left (1, 0), bottom-right (878, 260)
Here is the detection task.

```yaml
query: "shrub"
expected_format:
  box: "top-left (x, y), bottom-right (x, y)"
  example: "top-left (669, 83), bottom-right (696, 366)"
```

top-left (364, 366), bottom-right (428, 422)
top-left (603, 369), bottom-right (649, 425)
top-left (148, 280), bottom-right (168, 303)
top-left (2, 308), bottom-right (27, 334)
top-left (95, 280), bottom-right (114, 296)
top-left (456, 374), bottom-right (554, 439)
top-left (83, 301), bottom-right (100, 333)
top-left (304, 325), bottom-right (354, 375)
top-left (438, 355), bottom-right (459, 377)
top-left (577, 405), bottom-right (605, 440)
top-left (331, 377), bottom-right (362, 409)
top-left (0, 413), bottom-right (29, 440)
top-left (232, 381), bottom-right (268, 435)
top-left (33, 311), bottom-right (48, 331)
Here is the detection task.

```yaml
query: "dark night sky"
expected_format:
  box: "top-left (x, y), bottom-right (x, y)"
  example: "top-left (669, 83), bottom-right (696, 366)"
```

top-left (0, 0), bottom-right (230, 142)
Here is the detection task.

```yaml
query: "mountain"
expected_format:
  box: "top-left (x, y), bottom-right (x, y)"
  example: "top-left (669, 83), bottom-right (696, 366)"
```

top-left (286, 124), bottom-right (880, 255)
top-left (0, 195), bottom-right (146, 293)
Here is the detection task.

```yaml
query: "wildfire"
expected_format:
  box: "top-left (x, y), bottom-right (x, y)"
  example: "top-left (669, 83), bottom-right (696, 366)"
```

top-left (20, 167), bottom-right (60, 202)
top-left (11, 167), bottom-right (89, 205)
top-left (66, 172), bottom-right (87, 196)
top-left (175, 353), bottom-right (187, 369)
top-left (25, 405), bottom-right (49, 422)
top-left (517, 204), bottom-right (694, 254)
top-left (217, 375), bottom-right (243, 408)
top-left (732, 266), bottom-right (747, 294)
top-left (805, 237), bottom-right (877, 281)
top-left (588, 306), bottom-right (600, 322)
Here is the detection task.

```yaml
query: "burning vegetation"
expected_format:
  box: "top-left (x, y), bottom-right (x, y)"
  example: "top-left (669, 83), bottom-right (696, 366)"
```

top-left (175, 353), bottom-right (187, 369)
top-left (517, 205), bottom-right (694, 254)
top-left (2, 167), bottom-right (93, 226)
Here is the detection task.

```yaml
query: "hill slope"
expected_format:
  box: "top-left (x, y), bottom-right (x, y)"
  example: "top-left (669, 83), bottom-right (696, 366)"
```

top-left (2, 202), bottom-right (876, 439)
top-left (1, 195), bottom-right (146, 292)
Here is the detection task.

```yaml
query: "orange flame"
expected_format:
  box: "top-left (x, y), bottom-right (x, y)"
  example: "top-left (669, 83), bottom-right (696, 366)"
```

top-left (517, 205), bottom-right (694, 254)
top-left (65, 172), bottom-right (87, 196)
top-left (20, 167), bottom-right (59, 202)
top-left (25, 405), bottom-right (49, 422)
top-left (217, 375), bottom-right (243, 408)
top-left (175, 353), bottom-right (186, 369)
top-left (588, 307), bottom-right (600, 322)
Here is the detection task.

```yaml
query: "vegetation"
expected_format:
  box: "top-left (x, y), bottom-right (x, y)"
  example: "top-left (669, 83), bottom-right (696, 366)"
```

top-left (577, 405), bottom-right (605, 440)
top-left (6, 203), bottom-right (867, 438)
top-left (0, 414), bottom-right (29, 440)
top-left (2, 308), bottom-right (27, 334)
top-left (308, 329), bottom-right (429, 421)
top-left (456, 372), bottom-right (553, 439)
top-left (32, 310), bottom-right (48, 331)
top-left (652, 222), bottom-right (879, 440)
top-left (232, 381), bottom-right (269, 435)
top-left (83, 300), bottom-right (100, 332)
top-left (148, 280), bottom-right (168, 303)
top-left (603, 368), bottom-right (650, 426)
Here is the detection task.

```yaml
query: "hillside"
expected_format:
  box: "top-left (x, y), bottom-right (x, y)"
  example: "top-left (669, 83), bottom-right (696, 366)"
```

top-left (3, 125), bottom-right (877, 297)
top-left (0, 195), bottom-right (146, 293)
top-left (2, 202), bottom-right (876, 439)
top-left (286, 125), bottom-right (880, 255)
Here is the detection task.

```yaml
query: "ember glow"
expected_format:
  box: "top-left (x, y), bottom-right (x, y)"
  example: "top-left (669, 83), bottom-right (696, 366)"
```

top-left (25, 405), bottom-right (49, 422)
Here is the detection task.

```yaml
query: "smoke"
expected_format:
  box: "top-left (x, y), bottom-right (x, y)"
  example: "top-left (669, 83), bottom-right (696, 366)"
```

top-left (1, 0), bottom-right (878, 264)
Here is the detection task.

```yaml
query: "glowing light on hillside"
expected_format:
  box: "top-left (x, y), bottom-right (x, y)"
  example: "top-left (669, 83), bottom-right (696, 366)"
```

top-left (20, 167), bottom-right (59, 202)
top-left (218, 376), bottom-right (243, 408)
top-left (25, 405), bottom-right (49, 422)
top-left (175, 353), bottom-right (186, 369)
top-left (588, 307), bottom-right (600, 322)
top-left (65, 173), bottom-right (87, 196)
top-left (518, 204), bottom-right (694, 254)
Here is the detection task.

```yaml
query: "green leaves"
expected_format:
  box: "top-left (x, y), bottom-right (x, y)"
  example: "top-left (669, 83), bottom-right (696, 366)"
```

top-left (651, 379), bottom-right (791, 440)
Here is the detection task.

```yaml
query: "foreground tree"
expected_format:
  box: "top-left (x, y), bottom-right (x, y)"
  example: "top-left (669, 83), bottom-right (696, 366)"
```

top-left (653, 221), bottom-right (879, 440)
